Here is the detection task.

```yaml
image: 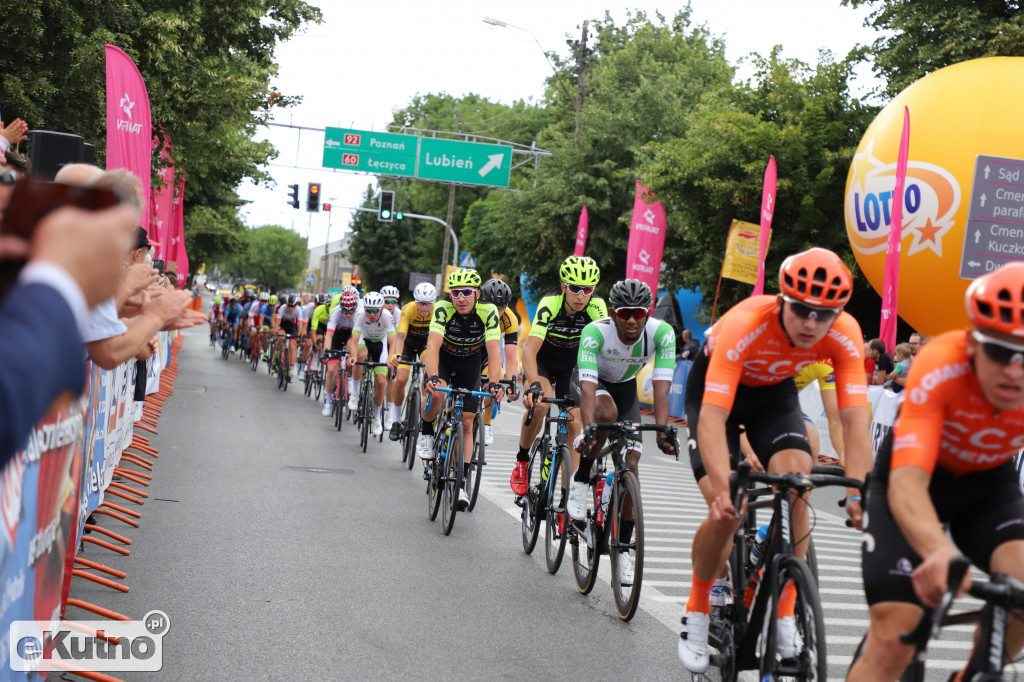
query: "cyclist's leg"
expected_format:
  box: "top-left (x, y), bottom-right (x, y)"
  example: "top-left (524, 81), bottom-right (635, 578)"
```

top-left (518, 373), bottom-right (554, 452)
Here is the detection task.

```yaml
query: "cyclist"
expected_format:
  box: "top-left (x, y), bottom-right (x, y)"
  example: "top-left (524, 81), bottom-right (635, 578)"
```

top-left (793, 358), bottom-right (845, 467)
top-left (513, 256), bottom-right (606, 497)
top-left (568, 279), bottom-right (677, 583)
top-left (296, 294), bottom-right (317, 381)
top-left (677, 247), bottom-right (872, 674)
top-left (223, 296), bottom-right (242, 351)
top-left (322, 290), bottom-right (360, 417)
top-left (849, 262), bottom-right (1024, 682)
top-left (309, 293), bottom-right (331, 350)
top-left (421, 268), bottom-right (505, 508)
top-left (478, 278), bottom-right (521, 445)
top-left (387, 282), bottom-right (437, 440)
top-left (380, 284), bottom-right (401, 327)
top-left (247, 292), bottom-right (268, 357)
top-left (349, 291), bottom-right (395, 437)
top-left (273, 294), bottom-right (303, 379)
top-left (209, 295), bottom-right (223, 341)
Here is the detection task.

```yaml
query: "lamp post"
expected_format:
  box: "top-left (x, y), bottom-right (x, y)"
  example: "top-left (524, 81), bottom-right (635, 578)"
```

top-left (483, 17), bottom-right (574, 103)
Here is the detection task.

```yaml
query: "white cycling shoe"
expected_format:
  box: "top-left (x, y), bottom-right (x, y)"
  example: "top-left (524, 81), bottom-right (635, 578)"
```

top-left (678, 610), bottom-right (710, 673)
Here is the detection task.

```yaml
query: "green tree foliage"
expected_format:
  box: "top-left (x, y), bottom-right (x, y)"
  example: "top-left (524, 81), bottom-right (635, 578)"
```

top-left (346, 186), bottom-right (421, 293)
top-left (227, 225), bottom-right (307, 292)
top-left (0, 0), bottom-right (321, 270)
top-left (843, 0), bottom-right (1024, 98)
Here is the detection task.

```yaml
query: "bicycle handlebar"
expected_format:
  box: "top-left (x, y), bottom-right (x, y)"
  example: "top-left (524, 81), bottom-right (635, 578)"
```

top-left (423, 386), bottom-right (494, 412)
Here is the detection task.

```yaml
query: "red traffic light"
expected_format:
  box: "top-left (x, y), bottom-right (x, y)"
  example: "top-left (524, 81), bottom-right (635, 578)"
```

top-left (322, 203), bottom-right (332, 212)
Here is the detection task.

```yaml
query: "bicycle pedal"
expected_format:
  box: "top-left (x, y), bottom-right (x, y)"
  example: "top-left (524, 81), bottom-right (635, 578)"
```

top-left (513, 496), bottom-right (525, 508)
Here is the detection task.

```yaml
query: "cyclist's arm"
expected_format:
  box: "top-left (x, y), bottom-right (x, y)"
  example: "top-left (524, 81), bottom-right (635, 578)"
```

top-left (696, 404), bottom-right (733, 501)
top-left (820, 387), bottom-right (845, 465)
top-left (520, 335), bottom-right (542, 386)
top-left (652, 379), bottom-right (671, 427)
top-left (839, 405), bottom-right (871, 526)
top-left (390, 331), bottom-right (406, 362)
top-left (503, 342), bottom-right (518, 380)
top-left (423, 330), bottom-right (442, 392)
top-left (485, 338), bottom-right (503, 389)
top-left (579, 376), bottom-right (598, 428)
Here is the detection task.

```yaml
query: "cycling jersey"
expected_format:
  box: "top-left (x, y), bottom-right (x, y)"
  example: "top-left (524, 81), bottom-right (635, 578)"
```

top-left (258, 303), bottom-right (274, 327)
top-left (327, 306), bottom-right (359, 332)
top-left (500, 308), bottom-right (519, 345)
top-left (397, 301), bottom-right (432, 341)
top-left (303, 301), bottom-right (316, 323)
top-left (793, 359), bottom-right (836, 393)
top-left (224, 304), bottom-right (241, 325)
top-left (310, 304), bottom-right (330, 333)
top-left (891, 330), bottom-right (1024, 477)
top-left (528, 288), bottom-right (608, 366)
top-left (353, 310), bottom-right (394, 344)
top-left (702, 295), bottom-right (867, 412)
top-left (576, 317), bottom-right (675, 385)
top-left (276, 305), bottom-right (302, 322)
top-left (430, 301), bottom-right (500, 358)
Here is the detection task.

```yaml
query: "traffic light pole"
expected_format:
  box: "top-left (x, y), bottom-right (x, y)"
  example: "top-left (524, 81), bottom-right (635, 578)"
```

top-left (354, 207), bottom-right (458, 269)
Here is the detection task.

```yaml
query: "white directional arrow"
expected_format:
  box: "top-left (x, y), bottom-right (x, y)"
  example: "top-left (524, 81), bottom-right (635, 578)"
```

top-left (478, 153), bottom-right (504, 177)
top-left (325, 139), bottom-right (340, 148)
top-left (976, 229), bottom-right (982, 244)
top-left (981, 193), bottom-right (987, 207)
top-left (985, 165), bottom-right (991, 179)
top-left (968, 260), bottom-right (980, 267)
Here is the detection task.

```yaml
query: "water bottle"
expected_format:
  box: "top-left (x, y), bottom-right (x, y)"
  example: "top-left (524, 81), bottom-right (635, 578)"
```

top-left (748, 524), bottom-right (769, 565)
top-left (594, 479), bottom-right (605, 526)
top-left (595, 472), bottom-right (614, 526)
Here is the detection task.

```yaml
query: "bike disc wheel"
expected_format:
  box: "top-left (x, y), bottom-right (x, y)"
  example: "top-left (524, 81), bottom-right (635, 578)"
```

top-left (427, 433), bottom-right (444, 521)
top-left (759, 556), bottom-right (827, 682)
top-left (610, 470), bottom-right (644, 621)
top-left (571, 479), bottom-right (600, 595)
top-left (520, 439), bottom-right (544, 555)
top-left (544, 446), bottom-right (570, 574)
top-left (440, 428), bottom-right (462, 536)
top-left (466, 416), bottom-right (484, 511)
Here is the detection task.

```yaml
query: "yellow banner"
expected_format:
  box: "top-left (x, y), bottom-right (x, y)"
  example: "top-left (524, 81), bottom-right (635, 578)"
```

top-left (342, 272), bottom-right (352, 287)
top-left (442, 265), bottom-right (458, 293)
top-left (721, 219), bottom-right (769, 285)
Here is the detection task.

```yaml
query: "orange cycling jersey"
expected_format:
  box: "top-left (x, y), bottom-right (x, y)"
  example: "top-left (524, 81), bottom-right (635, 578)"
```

top-left (702, 296), bottom-right (867, 412)
top-left (891, 330), bottom-right (1024, 477)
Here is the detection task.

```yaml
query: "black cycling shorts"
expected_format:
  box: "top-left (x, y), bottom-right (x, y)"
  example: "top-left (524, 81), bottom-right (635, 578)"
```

top-left (536, 357), bottom-right (574, 400)
top-left (861, 431), bottom-right (1024, 606)
top-left (280, 319), bottom-right (298, 337)
top-left (683, 347), bottom-right (811, 483)
top-left (330, 328), bottom-right (353, 351)
top-left (437, 352), bottom-right (483, 413)
top-left (569, 369), bottom-right (643, 451)
top-left (400, 335), bottom-right (427, 363)
top-left (362, 339), bottom-right (385, 365)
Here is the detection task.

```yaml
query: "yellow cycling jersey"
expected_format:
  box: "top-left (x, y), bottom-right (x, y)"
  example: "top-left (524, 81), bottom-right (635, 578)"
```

top-left (500, 308), bottom-right (519, 344)
top-left (397, 301), bottom-right (432, 339)
top-left (793, 359), bottom-right (836, 393)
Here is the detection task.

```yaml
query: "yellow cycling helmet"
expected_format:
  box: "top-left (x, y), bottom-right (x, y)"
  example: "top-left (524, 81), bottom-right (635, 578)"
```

top-left (447, 268), bottom-right (482, 288)
top-left (560, 256), bottom-right (600, 287)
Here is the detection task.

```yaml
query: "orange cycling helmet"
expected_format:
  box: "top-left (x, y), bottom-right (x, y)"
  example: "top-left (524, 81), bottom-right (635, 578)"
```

top-left (965, 261), bottom-right (1024, 338)
top-left (778, 247), bottom-right (853, 308)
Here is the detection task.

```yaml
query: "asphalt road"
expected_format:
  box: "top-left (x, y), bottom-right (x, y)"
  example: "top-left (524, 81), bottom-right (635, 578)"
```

top-left (62, 323), bottom-right (981, 681)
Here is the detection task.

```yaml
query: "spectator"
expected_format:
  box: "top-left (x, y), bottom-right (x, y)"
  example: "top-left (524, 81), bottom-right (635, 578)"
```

top-left (886, 342), bottom-right (913, 393)
top-left (908, 332), bottom-right (923, 357)
top-left (868, 338), bottom-right (895, 386)
top-left (864, 341), bottom-right (876, 385)
top-left (680, 329), bottom-right (700, 361)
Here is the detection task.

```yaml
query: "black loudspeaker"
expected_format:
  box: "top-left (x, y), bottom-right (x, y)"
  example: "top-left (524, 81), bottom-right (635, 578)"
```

top-left (82, 143), bottom-right (95, 165)
top-left (25, 130), bottom-right (85, 179)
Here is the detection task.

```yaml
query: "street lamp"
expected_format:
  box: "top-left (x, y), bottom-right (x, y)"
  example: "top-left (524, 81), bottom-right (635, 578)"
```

top-left (483, 16), bottom-right (574, 102)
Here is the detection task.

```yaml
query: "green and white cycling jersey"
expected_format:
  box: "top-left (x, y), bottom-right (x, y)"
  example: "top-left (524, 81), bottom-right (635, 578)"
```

top-left (576, 317), bottom-right (676, 384)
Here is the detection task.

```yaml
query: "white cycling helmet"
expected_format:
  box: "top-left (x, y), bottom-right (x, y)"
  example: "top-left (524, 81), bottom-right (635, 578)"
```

top-left (258, 292), bottom-right (269, 302)
top-left (413, 282), bottom-right (437, 303)
top-left (362, 291), bottom-right (385, 309)
top-left (380, 285), bottom-right (400, 300)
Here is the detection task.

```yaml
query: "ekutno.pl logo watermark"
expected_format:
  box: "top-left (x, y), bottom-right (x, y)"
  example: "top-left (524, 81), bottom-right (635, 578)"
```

top-left (9, 610), bottom-right (169, 673)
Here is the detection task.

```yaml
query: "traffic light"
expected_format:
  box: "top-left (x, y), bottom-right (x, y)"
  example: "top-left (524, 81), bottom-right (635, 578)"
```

top-left (395, 210), bottom-right (404, 220)
top-left (322, 203), bottom-right (331, 212)
top-left (307, 182), bottom-right (321, 212)
top-left (287, 184), bottom-right (299, 209)
top-left (378, 190), bottom-right (395, 222)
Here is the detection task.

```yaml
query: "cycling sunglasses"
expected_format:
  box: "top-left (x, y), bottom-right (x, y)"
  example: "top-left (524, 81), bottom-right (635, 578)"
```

top-left (364, 307), bottom-right (381, 315)
top-left (614, 307), bottom-right (648, 321)
top-left (450, 288), bottom-right (475, 299)
top-left (782, 295), bottom-right (839, 323)
top-left (973, 330), bottom-right (1024, 366)
top-left (384, 298), bottom-right (398, 305)
top-left (565, 283), bottom-right (595, 296)
top-left (0, 169), bottom-right (19, 185)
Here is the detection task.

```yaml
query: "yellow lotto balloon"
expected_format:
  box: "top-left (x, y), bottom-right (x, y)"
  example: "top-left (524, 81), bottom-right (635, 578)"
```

top-left (844, 57), bottom-right (1024, 338)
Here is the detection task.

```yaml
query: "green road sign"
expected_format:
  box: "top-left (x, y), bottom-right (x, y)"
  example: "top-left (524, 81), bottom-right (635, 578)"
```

top-left (418, 138), bottom-right (512, 187)
top-left (322, 127), bottom-right (416, 178)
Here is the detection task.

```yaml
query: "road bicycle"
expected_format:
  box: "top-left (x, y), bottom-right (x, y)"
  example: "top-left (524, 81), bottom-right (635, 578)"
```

top-left (462, 378), bottom-right (514, 511)
top-left (392, 359), bottom-right (426, 470)
top-left (303, 338), bottom-right (324, 399)
top-left (322, 349), bottom-right (350, 431)
top-left (519, 395), bottom-right (576, 575)
top-left (424, 386), bottom-right (494, 536)
top-left (250, 329), bottom-right (265, 372)
top-left (692, 461), bottom-right (861, 681)
top-left (276, 333), bottom-right (295, 391)
top-left (572, 420), bottom-right (677, 622)
top-left (220, 325), bottom-right (234, 360)
top-left (353, 360), bottom-right (388, 452)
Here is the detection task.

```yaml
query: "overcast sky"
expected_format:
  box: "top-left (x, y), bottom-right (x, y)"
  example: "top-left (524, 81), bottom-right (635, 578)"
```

top-left (236, 0), bottom-right (879, 250)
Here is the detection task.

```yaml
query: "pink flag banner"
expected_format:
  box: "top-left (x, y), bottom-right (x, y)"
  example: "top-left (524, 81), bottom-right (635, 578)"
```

top-left (167, 175), bottom-right (189, 284)
top-left (625, 181), bottom-right (667, 301)
top-left (879, 107), bottom-right (910, 351)
top-left (105, 44), bottom-right (152, 229)
top-left (574, 206), bottom-right (589, 256)
top-left (751, 155), bottom-right (777, 296)
top-left (150, 135), bottom-right (174, 259)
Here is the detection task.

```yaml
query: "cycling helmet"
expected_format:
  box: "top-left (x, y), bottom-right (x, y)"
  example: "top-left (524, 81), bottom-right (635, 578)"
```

top-left (380, 285), bottom-right (400, 300)
top-left (340, 291), bottom-right (358, 310)
top-left (559, 256), bottom-right (600, 287)
top-left (343, 284), bottom-right (359, 296)
top-left (287, 294), bottom-right (299, 306)
top-left (363, 291), bottom-right (385, 309)
top-left (447, 268), bottom-right (481, 288)
top-left (608, 279), bottom-right (653, 310)
top-left (316, 293), bottom-right (328, 305)
top-left (966, 262), bottom-right (1024, 338)
top-left (481, 278), bottom-right (513, 308)
top-left (259, 292), bottom-right (269, 302)
top-left (223, 295), bottom-right (232, 303)
top-left (214, 296), bottom-right (222, 305)
top-left (778, 248), bottom-right (853, 308)
top-left (268, 294), bottom-right (278, 305)
top-left (413, 282), bottom-right (437, 303)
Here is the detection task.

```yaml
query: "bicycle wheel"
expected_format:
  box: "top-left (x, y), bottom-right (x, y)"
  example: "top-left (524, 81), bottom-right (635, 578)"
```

top-left (426, 430), bottom-right (445, 521)
top-left (571, 478), bottom-right (601, 595)
top-left (304, 362), bottom-right (313, 396)
top-left (250, 340), bottom-right (260, 371)
top-left (282, 347), bottom-right (290, 391)
top-left (359, 385), bottom-right (370, 452)
top-left (759, 556), bottom-right (827, 682)
top-left (277, 357), bottom-right (286, 389)
top-left (610, 470), bottom-right (644, 621)
top-left (403, 389), bottom-right (421, 469)
top-left (466, 415), bottom-right (484, 511)
top-left (543, 446), bottom-right (570, 574)
top-left (440, 427), bottom-right (463, 536)
top-left (805, 537), bottom-right (819, 583)
top-left (520, 438), bottom-right (544, 555)
top-left (313, 366), bottom-right (323, 401)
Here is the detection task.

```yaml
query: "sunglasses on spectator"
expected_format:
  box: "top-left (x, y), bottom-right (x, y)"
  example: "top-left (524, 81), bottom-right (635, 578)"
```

top-left (364, 307), bottom-right (381, 315)
top-left (384, 298), bottom-right (398, 305)
top-left (0, 169), bottom-right (19, 185)
top-left (565, 283), bottom-right (596, 296)
top-left (614, 307), bottom-right (648, 321)
top-left (782, 295), bottom-right (839, 323)
top-left (450, 288), bottom-right (475, 299)
top-left (973, 330), bottom-right (1024, 366)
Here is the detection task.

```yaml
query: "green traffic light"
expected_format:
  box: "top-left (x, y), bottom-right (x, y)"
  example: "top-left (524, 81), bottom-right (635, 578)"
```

top-left (395, 212), bottom-right (403, 220)
top-left (381, 209), bottom-right (392, 219)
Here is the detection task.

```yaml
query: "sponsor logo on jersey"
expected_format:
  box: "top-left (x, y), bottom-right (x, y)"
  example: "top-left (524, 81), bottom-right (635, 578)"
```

top-left (725, 322), bottom-right (770, 362)
top-left (580, 335), bottom-right (600, 350)
top-left (705, 381), bottom-right (732, 395)
top-left (908, 361), bottom-right (971, 404)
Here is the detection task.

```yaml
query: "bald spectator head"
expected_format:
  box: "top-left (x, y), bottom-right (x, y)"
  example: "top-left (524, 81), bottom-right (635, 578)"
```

top-left (54, 163), bottom-right (103, 187)
top-left (89, 169), bottom-right (143, 217)
top-left (682, 329), bottom-right (692, 342)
